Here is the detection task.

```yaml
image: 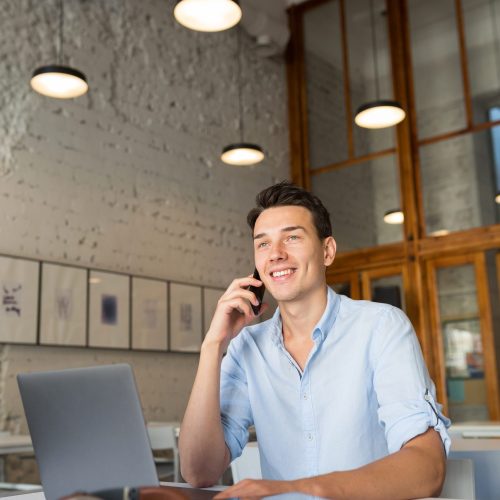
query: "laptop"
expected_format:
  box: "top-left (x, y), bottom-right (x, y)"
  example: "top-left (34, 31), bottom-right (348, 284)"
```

top-left (18, 364), bottom-right (160, 500)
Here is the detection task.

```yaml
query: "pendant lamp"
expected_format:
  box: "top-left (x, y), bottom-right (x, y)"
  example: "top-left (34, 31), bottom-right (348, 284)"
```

top-left (31, 0), bottom-right (88, 99)
top-left (383, 209), bottom-right (404, 224)
top-left (174, 0), bottom-right (242, 32)
top-left (496, 192), bottom-right (500, 204)
top-left (221, 29), bottom-right (265, 166)
top-left (354, 0), bottom-right (405, 129)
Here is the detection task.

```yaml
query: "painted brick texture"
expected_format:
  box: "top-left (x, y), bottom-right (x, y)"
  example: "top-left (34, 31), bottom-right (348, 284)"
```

top-left (0, 0), bottom-right (289, 431)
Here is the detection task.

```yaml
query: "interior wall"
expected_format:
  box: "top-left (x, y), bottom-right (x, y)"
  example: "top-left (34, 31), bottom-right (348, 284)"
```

top-left (0, 0), bottom-right (289, 431)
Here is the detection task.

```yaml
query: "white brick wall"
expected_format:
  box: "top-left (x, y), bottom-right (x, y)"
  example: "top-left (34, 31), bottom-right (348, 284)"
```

top-left (0, 0), bottom-right (289, 430)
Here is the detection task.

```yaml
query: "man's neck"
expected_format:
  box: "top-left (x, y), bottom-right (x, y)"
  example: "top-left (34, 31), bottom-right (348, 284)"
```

top-left (279, 284), bottom-right (329, 341)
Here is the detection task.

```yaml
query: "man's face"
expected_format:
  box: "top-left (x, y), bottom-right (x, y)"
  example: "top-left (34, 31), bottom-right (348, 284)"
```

top-left (253, 205), bottom-right (336, 304)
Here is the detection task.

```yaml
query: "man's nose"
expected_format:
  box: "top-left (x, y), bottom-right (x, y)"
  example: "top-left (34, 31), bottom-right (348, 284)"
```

top-left (269, 241), bottom-right (286, 261)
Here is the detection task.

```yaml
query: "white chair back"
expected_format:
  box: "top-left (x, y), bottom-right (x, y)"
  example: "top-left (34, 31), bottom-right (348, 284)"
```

top-left (231, 442), bottom-right (262, 483)
top-left (146, 422), bottom-right (180, 482)
top-left (440, 458), bottom-right (475, 500)
top-left (147, 423), bottom-right (177, 451)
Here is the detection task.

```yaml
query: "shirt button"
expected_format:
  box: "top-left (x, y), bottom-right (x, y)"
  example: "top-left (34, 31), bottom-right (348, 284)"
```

top-left (303, 393), bottom-right (308, 400)
top-left (307, 433), bottom-right (313, 441)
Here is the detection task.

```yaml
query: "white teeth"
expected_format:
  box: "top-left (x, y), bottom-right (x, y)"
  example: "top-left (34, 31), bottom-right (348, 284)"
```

top-left (272, 269), bottom-right (294, 277)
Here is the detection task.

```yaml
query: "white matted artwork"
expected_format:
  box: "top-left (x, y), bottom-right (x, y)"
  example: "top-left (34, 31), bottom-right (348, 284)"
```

top-left (202, 287), bottom-right (224, 335)
top-left (88, 271), bottom-right (130, 349)
top-left (132, 277), bottom-right (168, 351)
top-left (170, 283), bottom-right (202, 352)
top-left (40, 263), bottom-right (87, 346)
top-left (0, 256), bottom-right (39, 344)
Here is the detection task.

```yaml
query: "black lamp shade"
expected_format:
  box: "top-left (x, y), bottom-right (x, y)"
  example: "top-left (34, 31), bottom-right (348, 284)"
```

top-left (355, 100), bottom-right (406, 129)
top-left (31, 65), bottom-right (88, 99)
top-left (221, 143), bottom-right (265, 166)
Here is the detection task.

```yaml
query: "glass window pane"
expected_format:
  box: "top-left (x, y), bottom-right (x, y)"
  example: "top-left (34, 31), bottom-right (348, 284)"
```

top-left (311, 154), bottom-right (402, 251)
top-left (436, 264), bottom-right (489, 421)
top-left (420, 128), bottom-right (500, 235)
top-left (463, 0), bottom-right (500, 123)
top-left (346, 0), bottom-right (396, 156)
top-left (409, 0), bottom-right (467, 139)
top-left (370, 274), bottom-right (405, 310)
top-left (304, 0), bottom-right (348, 168)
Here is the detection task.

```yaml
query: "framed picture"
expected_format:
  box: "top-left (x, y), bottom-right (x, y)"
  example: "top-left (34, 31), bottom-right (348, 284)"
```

top-left (202, 287), bottom-right (224, 335)
top-left (0, 256), bottom-right (39, 344)
top-left (170, 283), bottom-right (202, 352)
top-left (40, 263), bottom-right (87, 346)
top-left (88, 270), bottom-right (130, 349)
top-left (132, 277), bottom-right (168, 351)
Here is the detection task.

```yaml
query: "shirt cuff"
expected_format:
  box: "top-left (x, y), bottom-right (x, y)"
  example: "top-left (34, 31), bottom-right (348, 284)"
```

top-left (378, 391), bottom-right (451, 456)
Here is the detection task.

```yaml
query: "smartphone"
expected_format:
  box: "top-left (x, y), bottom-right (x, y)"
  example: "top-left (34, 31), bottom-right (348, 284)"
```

top-left (247, 268), bottom-right (265, 315)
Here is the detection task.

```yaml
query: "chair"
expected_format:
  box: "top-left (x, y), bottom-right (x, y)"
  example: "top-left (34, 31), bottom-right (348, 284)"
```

top-left (146, 422), bottom-right (181, 483)
top-left (230, 442), bottom-right (262, 483)
top-left (440, 458), bottom-right (475, 500)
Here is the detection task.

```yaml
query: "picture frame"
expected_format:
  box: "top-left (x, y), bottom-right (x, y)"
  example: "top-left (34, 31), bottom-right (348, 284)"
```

top-left (202, 287), bottom-right (224, 335)
top-left (0, 255), bottom-right (39, 344)
top-left (40, 263), bottom-right (87, 346)
top-left (88, 270), bottom-right (130, 349)
top-left (170, 283), bottom-right (202, 352)
top-left (132, 277), bottom-right (168, 351)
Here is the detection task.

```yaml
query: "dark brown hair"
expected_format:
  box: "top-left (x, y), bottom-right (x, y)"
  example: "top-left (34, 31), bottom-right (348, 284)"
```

top-left (247, 181), bottom-right (332, 239)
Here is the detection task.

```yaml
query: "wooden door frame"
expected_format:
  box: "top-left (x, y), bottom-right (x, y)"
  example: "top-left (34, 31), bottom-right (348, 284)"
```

top-left (425, 253), bottom-right (500, 419)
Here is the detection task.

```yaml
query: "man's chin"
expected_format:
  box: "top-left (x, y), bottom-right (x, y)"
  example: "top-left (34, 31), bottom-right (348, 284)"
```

top-left (271, 290), bottom-right (300, 303)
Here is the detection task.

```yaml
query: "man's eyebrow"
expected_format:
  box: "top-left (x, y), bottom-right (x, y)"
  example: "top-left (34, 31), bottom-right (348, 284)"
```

top-left (253, 226), bottom-right (306, 240)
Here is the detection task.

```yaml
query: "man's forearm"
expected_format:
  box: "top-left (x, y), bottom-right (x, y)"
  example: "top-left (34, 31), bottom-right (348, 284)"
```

top-left (215, 429), bottom-right (445, 500)
top-left (179, 340), bottom-right (230, 487)
top-left (293, 430), bottom-right (445, 500)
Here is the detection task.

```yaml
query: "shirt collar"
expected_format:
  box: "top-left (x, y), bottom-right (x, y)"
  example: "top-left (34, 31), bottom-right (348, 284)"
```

top-left (269, 286), bottom-right (341, 346)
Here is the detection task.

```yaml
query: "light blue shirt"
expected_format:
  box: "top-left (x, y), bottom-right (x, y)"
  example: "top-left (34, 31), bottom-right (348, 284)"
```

top-left (220, 287), bottom-right (450, 481)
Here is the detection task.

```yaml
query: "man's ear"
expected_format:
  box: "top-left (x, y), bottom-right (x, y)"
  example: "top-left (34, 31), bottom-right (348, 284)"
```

top-left (323, 236), bottom-right (336, 267)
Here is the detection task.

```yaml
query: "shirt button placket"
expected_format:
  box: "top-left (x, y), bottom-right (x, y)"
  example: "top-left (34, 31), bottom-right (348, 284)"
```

top-left (301, 373), bottom-right (316, 476)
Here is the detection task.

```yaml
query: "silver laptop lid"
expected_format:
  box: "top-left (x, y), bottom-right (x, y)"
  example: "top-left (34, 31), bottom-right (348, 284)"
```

top-left (18, 364), bottom-right (159, 500)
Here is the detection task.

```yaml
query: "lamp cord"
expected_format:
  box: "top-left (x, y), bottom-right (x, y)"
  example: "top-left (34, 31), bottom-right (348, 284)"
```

top-left (370, 0), bottom-right (380, 100)
top-left (58, 0), bottom-right (64, 65)
top-left (237, 27), bottom-right (244, 142)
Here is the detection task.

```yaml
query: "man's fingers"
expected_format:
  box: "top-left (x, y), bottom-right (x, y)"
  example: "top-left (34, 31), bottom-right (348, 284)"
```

top-left (222, 288), bottom-right (261, 307)
top-left (223, 298), bottom-right (254, 320)
top-left (226, 275), bottom-right (263, 293)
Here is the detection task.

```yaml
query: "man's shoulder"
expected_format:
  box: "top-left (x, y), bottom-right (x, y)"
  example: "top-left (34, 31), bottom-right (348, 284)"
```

top-left (337, 294), bottom-right (410, 330)
top-left (339, 294), bottom-right (397, 315)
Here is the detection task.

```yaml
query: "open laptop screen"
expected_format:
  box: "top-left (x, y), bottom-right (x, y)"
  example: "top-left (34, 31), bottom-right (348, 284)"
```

top-left (18, 364), bottom-right (159, 500)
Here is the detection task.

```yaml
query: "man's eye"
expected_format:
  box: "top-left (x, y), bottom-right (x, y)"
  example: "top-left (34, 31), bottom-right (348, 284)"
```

top-left (286, 235), bottom-right (299, 242)
top-left (257, 241), bottom-right (269, 249)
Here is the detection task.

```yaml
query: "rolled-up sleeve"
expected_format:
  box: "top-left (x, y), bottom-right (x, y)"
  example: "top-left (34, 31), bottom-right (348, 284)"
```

top-left (372, 307), bottom-right (451, 455)
top-left (220, 333), bottom-right (253, 461)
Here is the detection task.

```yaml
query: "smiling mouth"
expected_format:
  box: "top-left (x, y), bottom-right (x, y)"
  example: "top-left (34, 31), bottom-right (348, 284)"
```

top-left (270, 268), bottom-right (296, 278)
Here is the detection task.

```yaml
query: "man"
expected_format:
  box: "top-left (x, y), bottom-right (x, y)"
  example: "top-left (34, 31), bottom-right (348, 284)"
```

top-left (179, 181), bottom-right (450, 499)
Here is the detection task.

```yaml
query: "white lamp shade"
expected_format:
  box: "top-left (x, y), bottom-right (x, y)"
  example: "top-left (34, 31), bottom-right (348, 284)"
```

top-left (31, 65), bottom-right (88, 99)
top-left (355, 100), bottom-right (406, 129)
top-left (221, 143), bottom-right (264, 166)
top-left (174, 0), bottom-right (242, 32)
top-left (383, 209), bottom-right (404, 224)
top-left (496, 192), bottom-right (500, 204)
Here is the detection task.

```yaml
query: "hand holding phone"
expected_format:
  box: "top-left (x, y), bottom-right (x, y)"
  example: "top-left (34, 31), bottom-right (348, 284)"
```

top-left (247, 268), bottom-right (265, 315)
